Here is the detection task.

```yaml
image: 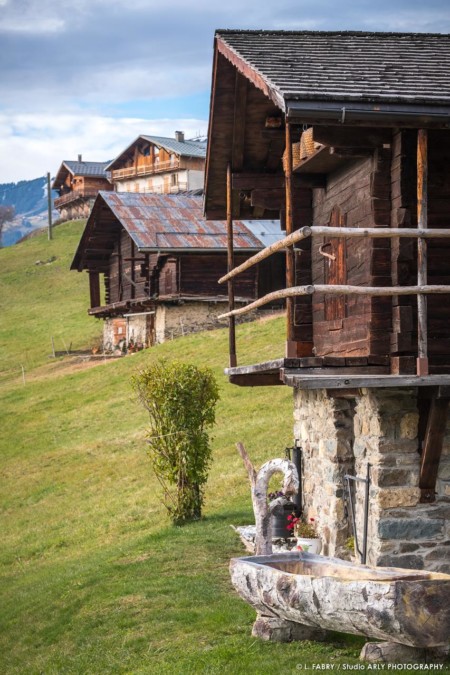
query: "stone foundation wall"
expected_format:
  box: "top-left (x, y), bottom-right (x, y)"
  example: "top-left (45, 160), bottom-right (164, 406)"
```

top-left (154, 301), bottom-right (266, 344)
top-left (293, 387), bottom-right (450, 573)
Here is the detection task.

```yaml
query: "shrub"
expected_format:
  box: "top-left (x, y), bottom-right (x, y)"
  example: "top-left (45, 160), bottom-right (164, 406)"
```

top-left (132, 359), bottom-right (219, 524)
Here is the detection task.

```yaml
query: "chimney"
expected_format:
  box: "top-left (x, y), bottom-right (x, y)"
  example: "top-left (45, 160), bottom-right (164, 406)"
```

top-left (175, 131), bottom-right (184, 143)
top-left (78, 154), bottom-right (82, 163)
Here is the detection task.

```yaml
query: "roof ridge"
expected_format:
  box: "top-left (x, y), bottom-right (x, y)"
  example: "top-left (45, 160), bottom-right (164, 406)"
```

top-left (216, 29), bottom-right (450, 38)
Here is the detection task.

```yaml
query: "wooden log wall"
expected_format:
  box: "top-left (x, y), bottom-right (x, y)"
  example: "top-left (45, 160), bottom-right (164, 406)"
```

top-left (178, 254), bottom-right (258, 298)
top-left (311, 147), bottom-right (392, 357)
top-left (390, 130), bottom-right (450, 373)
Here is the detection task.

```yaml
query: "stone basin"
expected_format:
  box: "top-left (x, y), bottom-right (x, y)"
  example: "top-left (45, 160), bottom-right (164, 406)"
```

top-left (230, 552), bottom-right (450, 648)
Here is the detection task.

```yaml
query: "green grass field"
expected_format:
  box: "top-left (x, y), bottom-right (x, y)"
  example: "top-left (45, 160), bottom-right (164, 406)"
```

top-left (0, 223), bottom-right (442, 674)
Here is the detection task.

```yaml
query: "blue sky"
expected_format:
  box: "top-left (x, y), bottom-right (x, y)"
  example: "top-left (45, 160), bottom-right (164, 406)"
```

top-left (0, 0), bottom-right (449, 182)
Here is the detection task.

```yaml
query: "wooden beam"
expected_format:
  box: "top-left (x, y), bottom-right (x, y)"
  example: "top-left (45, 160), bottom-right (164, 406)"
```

top-left (229, 373), bottom-right (284, 387)
top-left (232, 172), bottom-right (325, 190)
top-left (251, 189), bottom-right (284, 210)
top-left (417, 129), bottom-right (429, 376)
top-left (89, 272), bottom-right (101, 309)
top-left (219, 226), bottom-right (311, 284)
top-left (218, 284), bottom-right (450, 319)
top-left (227, 163), bottom-right (237, 368)
top-left (419, 391), bottom-right (449, 502)
top-left (312, 126), bottom-right (391, 148)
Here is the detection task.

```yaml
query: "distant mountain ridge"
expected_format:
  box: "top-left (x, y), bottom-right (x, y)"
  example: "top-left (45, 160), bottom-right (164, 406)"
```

top-left (0, 176), bottom-right (58, 246)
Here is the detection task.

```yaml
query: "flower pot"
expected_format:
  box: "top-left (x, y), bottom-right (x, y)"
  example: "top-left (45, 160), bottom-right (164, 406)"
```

top-left (295, 537), bottom-right (322, 554)
top-left (271, 503), bottom-right (295, 538)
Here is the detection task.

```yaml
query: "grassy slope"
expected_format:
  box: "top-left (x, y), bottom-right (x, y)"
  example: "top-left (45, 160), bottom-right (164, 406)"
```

top-left (0, 223), bottom-right (423, 674)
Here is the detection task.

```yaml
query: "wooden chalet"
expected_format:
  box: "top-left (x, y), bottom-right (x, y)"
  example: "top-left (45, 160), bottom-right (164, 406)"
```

top-left (106, 132), bottom-right (206, 194)
top-left (52, 156), bottom-right (112, 221)
top-left (205, 30), bottom-right (450, 572)
top-left (71, 191), bottom-right (284, 350)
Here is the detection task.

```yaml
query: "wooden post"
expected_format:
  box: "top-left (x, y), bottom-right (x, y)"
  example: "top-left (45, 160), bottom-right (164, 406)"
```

top-left (47, 172), bottom-right (53, 241)
top-left (417, 130), bottom-right (428, 376)
top-left (419, 390), bottom-right (449, 502)
top-left (284, 120), bottom-right (296, 357)
top-left (226, 163), bottom-right (237, 368)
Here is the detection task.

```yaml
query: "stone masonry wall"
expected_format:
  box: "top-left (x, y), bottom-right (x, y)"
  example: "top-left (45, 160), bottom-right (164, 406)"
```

top-left (154, 301), bottom-right (269, 344)
top-left (293, 387), bottom-right (450, 572)
top-left (294, 390), bottom-right (355, 558)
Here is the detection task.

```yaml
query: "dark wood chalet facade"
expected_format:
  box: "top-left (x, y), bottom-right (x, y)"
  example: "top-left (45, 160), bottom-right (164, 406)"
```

top-left (205, 29), bottom-right (450, 381)
top-left (204, 30), bottom-right (450, 574)
top-left (71, 191), bottom-right (284, 348)
top-left (52, 156), bottom-right (112, 221)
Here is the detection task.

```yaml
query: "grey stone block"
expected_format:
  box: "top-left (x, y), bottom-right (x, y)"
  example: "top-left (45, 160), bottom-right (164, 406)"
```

top-left (378, 518), bottom-right (444, 540)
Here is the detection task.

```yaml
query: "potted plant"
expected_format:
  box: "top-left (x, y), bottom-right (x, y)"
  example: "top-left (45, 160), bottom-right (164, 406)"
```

top-left (287, 514), bottom-right (322, 554)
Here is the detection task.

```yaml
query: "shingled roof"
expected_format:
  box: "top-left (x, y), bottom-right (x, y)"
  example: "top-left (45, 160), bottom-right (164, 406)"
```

top-left (52, 160), bottom-right (110, 188)
top-left (216, 30), bottom-right (450, 108)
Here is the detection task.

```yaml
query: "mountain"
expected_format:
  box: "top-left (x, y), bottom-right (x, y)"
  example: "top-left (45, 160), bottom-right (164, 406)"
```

top-left (0, 176), bottom-right (59, 246)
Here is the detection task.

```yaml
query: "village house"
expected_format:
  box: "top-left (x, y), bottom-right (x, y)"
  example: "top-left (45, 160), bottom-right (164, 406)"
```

top-left (106, 132), bottom-right (206, 194)
top-left (205, 30), bottom-right (450, 573)
top-left (52, 156), bottom-right (112, 221)
top-left (71, 191), bottom-right (285, 351)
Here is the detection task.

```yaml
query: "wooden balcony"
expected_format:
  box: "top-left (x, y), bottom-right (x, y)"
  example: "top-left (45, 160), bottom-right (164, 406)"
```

top-left (54, 190), bottom-right (100, 208)
top-left (111, 159), bottom-right (181, 181)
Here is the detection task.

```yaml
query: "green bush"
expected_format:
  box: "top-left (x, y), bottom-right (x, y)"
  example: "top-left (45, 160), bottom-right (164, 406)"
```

top-left (132, 359), bottom-right (219, 524)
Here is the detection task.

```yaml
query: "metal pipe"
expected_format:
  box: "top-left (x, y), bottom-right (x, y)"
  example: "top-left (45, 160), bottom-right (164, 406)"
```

top-left (344, 464), bottom-right (371, 565)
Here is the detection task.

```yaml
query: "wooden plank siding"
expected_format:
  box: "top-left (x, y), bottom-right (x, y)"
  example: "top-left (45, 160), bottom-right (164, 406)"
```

top-left (390, 130), bottom-right (450, 372)
top-left (311, 150), bottom-right (392, 357)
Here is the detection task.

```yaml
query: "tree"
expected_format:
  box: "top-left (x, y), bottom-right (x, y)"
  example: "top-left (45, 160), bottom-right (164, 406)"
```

top-left (0, 205), bottom-right (15, 247)
top-left (132, 359), bottom-right (220, 524)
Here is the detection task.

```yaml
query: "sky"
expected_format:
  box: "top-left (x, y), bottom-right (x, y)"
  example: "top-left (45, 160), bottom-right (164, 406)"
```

top-left (0, 0), bottom-right (449, 183)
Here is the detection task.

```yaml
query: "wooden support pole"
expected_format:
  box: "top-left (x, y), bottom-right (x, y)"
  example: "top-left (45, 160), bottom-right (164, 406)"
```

top-left (227, 163), bottom-right (237, 368)
top-left (284, 119), bottom-right (296, 354)
top-left (417, 129), bottom-right (429, 376)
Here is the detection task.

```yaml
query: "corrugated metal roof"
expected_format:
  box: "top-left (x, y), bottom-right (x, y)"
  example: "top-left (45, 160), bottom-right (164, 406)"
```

top-left (242, 220), bottom-right (284, 248)
top-left (141, 135), bottom-right (207, 158)
top-left (216, 30), bottom-right (450, 105)
top-left (99, 191), bottom-right (274, 251)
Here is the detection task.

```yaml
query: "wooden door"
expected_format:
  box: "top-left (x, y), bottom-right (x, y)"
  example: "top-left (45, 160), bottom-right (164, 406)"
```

top-left (324, 207), bottom-right (347, 321)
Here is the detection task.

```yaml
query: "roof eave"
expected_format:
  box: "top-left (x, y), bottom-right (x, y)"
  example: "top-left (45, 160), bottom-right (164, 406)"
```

top-left (139, 246), bottom-right (262, 254)
top-left (216, 35), bottom-right (285, 112)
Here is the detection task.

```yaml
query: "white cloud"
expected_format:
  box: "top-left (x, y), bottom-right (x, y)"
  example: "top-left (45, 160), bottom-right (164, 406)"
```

top-left (0, 113), bottom-right (208, 182)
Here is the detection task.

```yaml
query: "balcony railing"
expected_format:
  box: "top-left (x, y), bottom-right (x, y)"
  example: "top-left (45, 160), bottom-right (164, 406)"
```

top-left (54, 190), bottom-right (100, 208)
top-left (111, 158), bottom-right (181, 181)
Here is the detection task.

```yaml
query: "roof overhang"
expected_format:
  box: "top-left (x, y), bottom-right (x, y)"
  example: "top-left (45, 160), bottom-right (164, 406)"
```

top-left (286, 99), bottom-right (450, 128)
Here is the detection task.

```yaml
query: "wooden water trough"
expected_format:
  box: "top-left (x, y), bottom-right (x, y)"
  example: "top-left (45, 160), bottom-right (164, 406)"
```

top-left (230, 552), bottom-right (450, 650)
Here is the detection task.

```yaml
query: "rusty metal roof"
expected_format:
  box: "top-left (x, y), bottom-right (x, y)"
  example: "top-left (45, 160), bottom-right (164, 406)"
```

top-left (99, 191), bottom-right (267, 251)
top-left (71, 192), bottom-right (284, 270)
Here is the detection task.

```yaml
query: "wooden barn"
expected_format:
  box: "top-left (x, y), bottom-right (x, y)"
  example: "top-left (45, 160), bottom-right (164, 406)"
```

top-left (52, 156), bottom-right (112, 221)
top-left (106, 132), bottom-right (206, 194)
top-left (71, 191), bottom-right (285, 350)
top-left (205, 30), bottom-right (450, 572)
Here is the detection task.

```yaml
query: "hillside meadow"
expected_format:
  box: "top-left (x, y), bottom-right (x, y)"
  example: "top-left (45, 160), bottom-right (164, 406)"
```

top-left (0, 222), bottom-right (401, 673)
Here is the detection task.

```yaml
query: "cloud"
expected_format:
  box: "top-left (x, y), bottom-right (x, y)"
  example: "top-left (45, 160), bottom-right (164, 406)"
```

top-left (0, 113), bottom-right (208, 182)
top-left (1, 0), bottom-right (449, 182)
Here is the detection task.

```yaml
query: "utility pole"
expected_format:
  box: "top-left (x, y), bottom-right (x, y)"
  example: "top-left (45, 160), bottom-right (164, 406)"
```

top-left (47, 172), bottom-right (53, 240)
